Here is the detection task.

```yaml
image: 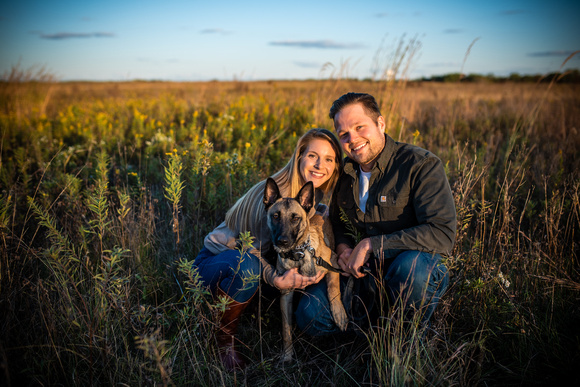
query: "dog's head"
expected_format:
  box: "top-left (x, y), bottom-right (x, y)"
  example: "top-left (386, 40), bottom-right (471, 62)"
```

top-left (263, 177), bottom-right (314, 254)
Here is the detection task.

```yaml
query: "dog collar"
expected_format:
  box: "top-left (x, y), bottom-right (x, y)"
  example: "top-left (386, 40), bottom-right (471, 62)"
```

top-left (282, 238), bottom-right (341, 274)
top-left (295, 239), bottom-right (312, 261)
top-left (280, 238), bottom-right (354, 274)
top-left (277, 237), bottom-right (313, 262)
top-left (279, 250), bottom-right (301, 261)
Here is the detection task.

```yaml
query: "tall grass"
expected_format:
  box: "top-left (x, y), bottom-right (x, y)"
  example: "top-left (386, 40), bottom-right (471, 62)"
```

top-left (0, 66), bottom-right (578, 385)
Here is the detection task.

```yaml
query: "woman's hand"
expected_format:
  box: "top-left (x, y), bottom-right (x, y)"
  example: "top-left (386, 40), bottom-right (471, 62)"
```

top-left (273, 268), bottom-right (326, 290)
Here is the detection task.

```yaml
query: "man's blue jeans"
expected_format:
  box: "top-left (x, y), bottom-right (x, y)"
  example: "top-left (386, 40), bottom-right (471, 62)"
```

top-left (295, 250), bottom-right (449, 336)
top-left (193, 247), bottom-right (261, 302)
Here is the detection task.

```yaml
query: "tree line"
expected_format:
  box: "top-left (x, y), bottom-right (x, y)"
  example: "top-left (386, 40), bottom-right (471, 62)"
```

top-left (417, 69), bottom-right (580, 83)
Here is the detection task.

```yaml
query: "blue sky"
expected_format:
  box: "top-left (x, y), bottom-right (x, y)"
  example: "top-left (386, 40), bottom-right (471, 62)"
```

top-left (1, 0), bottom-right (579, 81)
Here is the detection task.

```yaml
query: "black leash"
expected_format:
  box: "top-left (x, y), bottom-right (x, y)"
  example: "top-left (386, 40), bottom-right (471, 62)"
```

top-left (315, 255), bottom-right (343, 273)
top-left (312, 251), bottom-right (371, 275)
top-left (282, 237), bottom-right (371, 275)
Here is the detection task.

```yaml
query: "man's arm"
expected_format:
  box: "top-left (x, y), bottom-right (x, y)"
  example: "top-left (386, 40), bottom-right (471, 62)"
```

top-left (370, 155), bottom-right (457, 260)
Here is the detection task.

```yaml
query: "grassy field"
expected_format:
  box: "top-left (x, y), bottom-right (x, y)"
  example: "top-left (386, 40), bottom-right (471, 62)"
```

top-left (0, 78), bottom-right (579, 386)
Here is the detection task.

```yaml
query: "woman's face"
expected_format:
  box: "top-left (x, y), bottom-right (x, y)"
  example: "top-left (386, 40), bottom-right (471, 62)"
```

top-left (299, 138), bottom-right (337, 189)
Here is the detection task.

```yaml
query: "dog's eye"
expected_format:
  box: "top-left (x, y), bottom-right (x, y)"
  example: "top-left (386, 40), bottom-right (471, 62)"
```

top-left (272, 212), bottom-right (280, 220)
top-left (291, 214), bottom-right (300, 224)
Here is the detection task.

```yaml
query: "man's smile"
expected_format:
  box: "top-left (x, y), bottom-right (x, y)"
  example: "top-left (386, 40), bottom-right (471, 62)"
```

top-left (351, 142), bottom-right (368, 152)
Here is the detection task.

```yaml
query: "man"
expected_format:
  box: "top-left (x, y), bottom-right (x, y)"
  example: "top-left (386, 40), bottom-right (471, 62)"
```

top-left (295, 92), bottom-right (456, 335)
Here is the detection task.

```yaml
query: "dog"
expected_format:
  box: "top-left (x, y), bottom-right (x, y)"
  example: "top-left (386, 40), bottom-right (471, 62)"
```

top-left (263, 177), bottom-right (348, 362)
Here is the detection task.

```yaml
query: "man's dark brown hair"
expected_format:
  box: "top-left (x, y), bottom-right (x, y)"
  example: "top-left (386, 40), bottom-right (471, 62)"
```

top-left (329, 92), bottom-right (382, 125)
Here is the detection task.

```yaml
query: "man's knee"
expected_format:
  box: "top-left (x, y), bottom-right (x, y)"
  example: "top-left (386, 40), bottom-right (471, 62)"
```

top-left (385, 251), bottom-right (422, 285)
top-left (384, 251), bottom-right (444, 300)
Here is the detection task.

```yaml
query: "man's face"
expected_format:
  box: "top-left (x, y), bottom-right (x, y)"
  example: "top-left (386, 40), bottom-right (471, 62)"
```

top-left (334, 103), bottom-right (386, 172)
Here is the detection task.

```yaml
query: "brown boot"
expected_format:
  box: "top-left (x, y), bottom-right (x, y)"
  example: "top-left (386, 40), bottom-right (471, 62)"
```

top-left (216, 287), bottom-right (253, 371)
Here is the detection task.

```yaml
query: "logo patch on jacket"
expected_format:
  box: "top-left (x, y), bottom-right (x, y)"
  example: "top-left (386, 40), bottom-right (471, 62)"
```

top-left (380, 195), bottom-right (387, 203)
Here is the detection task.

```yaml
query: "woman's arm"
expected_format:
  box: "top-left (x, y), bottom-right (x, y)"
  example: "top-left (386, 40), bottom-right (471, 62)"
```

top-left (259, 255), bottom-right (325, 290)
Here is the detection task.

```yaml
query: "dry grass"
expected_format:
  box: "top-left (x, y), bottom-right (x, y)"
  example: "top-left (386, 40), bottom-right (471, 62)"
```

top-left (0, 78), bottom-right (578, 386)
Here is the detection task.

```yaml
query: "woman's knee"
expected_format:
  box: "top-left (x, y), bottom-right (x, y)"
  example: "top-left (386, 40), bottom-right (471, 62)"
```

top-left (214, 249), bottom-right (261, 280)
top-left (238, 251), bottom-right (261, 277)
top-left (295, 293), bottom-right (321, 328)
top-left (196, 249), bottom-right (260, 301)
top-left (295, 284), bottom-right (335, 336)
top-left (229, 251), bottom-right (261, 296)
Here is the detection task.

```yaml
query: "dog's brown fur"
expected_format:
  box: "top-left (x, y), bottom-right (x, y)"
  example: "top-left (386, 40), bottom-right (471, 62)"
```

top-left (263, 178), bottom-right (347, 362)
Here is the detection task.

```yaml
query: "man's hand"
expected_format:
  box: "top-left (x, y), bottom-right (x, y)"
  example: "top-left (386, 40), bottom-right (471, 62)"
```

top-left (273, 268), bottom-right (326, 290)
top-left (336, 243), bottom-right (353, 276)
top-left (337, 238), bottom-right (372, 278)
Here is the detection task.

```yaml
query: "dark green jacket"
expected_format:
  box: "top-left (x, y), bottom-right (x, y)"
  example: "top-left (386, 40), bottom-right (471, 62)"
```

top-left (330, 135), bottom-right (457, 259)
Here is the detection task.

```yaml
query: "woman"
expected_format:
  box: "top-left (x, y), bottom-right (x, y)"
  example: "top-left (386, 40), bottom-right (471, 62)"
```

top-left (193, 128), bottom-right (343, 370)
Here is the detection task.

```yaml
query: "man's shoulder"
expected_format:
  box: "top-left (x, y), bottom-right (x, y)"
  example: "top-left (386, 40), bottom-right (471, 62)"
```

top-left (342, 156), bottom-right (358, 176)
top-left (393, 141), bottom-right (439, 165)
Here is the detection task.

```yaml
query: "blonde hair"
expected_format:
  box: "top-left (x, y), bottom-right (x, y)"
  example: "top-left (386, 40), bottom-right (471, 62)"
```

top-left (224, 128), bottom-right (343, 236)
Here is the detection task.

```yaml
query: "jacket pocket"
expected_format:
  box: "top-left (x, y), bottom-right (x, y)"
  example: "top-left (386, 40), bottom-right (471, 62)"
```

top-left (377, 188), bottom-right (411, 222)
top-left (378, 188), bottom-right (410, 208)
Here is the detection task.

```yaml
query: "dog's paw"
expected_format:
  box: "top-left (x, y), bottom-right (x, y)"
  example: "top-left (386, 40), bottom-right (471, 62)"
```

top-left (280, 348), bottom-right (294, 363)
top-left (330, 301), bottom-right (349, 331)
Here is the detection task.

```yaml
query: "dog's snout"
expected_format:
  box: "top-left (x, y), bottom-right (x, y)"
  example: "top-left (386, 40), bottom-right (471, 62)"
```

top-left (276, 236), bottom-right (290, 248)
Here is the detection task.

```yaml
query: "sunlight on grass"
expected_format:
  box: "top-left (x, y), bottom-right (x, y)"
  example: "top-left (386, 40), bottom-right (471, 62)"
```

top-left (0, 64), bottom-right (578, 385)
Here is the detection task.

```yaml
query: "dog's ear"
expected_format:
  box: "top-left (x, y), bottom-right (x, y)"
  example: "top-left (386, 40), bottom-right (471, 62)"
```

top-left (263, 177), bottom-right (281, 210)
top-left (296, 181), bottom-right (315, 214)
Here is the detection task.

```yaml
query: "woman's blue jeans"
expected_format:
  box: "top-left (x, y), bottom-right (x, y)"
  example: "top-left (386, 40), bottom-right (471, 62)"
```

top-left (295, 250), bottom-right (449, 336)
top-left (193, 247), bottom-right (261, 302)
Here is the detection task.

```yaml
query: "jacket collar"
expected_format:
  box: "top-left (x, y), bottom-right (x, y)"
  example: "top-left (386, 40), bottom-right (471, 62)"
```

top-left (343, 134), bottom-right (396, 178)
